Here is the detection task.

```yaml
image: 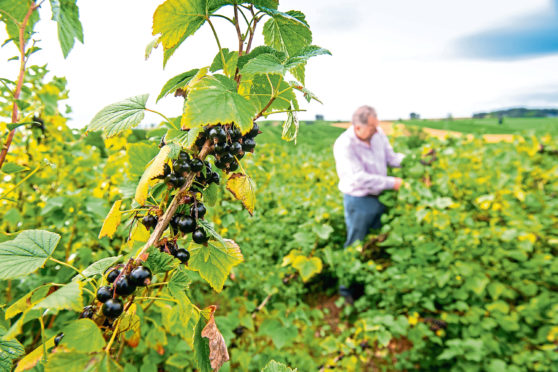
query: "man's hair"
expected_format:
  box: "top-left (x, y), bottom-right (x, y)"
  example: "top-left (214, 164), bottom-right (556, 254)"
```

top-left (352, 105), bottom-right (377, 127)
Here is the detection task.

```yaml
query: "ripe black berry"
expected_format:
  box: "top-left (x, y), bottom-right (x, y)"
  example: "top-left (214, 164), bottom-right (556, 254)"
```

top-left (220, 153), bottom-right (234, 164)
top-left (247, 123), bottom-right (260, 138)
top-left (229, 142), bottom-right (242, 155)
top-left (190, 158), bottom-right (204, 172)
top-left (175, 248), bottom-right (190, 264)
top-left (192, 228), bottom-right (209, 244)
top-left (190, 203), bottom-right (206, 219)
top-left (170, 214), bottom-right (181, 234)
top-left (208, 127), bottom-right (227, 143)
top-left (173, 159), bottom-right (190, 174)
top-left (106, 268), bottom-right (121, 283)
top-left (178, 151), bottom-right (190, 161)
top-left (209, 171), bottom-right (220, 184)
top-left (214, 157), bottom-right (227, 170)
top-left (80, 305), bottom-right (95, 319)
top-left (96, 286), bottom-right (114, 303)
top-left (102, 298), bottom-right (124, 318)
top-left (114, 276), bottom-right (137, 297)
top-left (54, 332), bottom-right (64, 346)
top-left (165, 173), bottom-right (178, 187)
top-left (214, 142), bottom-right (230, 155)
top-left (177, 215), bottom-right (196, 233)
top-left (163, 163), bottom-right (171, 177)
top-left (230, 125), bottom-right (242, 141)
top-left (141, 214), bottom-right (158, 230)
top-left (175, 175), bottom-right (186, 188)
top-left (130, 266), bottom-right (152, 287)
top-left (228, 160), bottom-right (239, 172)
top-left (242, 138), bottom-right (256, 152)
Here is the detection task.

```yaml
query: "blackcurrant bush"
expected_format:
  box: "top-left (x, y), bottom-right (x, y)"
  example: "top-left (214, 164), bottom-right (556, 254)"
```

top-left (96, 286), bottom-right (114, 303)
top-left (228, 160), bottom-right (239, 172)
top-left (190, 158), bottom-right (204, 172)
top-left (192, 228), bottom-right (209, 244)
top-left (191, 203), bottom-right (206, 219)
top-left (106, 268), bottom-right (121, 283)
top-left (247, 123), bottom-right (260, 138)
top-left (177, 215), bottom-right (196, 233)
top-left (102, 298), bottom-right (124, 318)
top-left (114, 276), bottom-right (137, 297)
top-left (220, 153), bottom-right (234, 164)
top-left (214, 142), bottom-right (230, 155)
top-left (130, 266), bottom-right (152, 287)
top-left (208, 127), bottom-right (227, 143)
top-left (54, 332), bottom-right (64, 346)
top-left (175, 248), bottom-right (190, 264)
top-left (229, 142), bottom-right (242, 155)
top-left (242, 138), bottom-right (256, 152)
top-left (80, 305), bottom-right (95, 319)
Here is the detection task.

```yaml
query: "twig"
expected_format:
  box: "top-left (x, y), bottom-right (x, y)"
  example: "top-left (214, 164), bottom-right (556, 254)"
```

top-left (251, 293), bottom-right (273, 318)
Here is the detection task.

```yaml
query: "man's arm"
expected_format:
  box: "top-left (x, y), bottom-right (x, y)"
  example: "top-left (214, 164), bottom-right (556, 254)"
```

top-left (382, 132), bottom-right (405, 168)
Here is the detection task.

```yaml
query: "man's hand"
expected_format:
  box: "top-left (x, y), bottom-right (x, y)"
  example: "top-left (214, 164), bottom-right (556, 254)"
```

top-left (393, 177), bottom-right (403, 190)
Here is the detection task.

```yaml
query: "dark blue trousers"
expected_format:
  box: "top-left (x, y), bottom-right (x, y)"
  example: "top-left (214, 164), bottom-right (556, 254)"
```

top-left (343, 194), bottom-right (386, 248)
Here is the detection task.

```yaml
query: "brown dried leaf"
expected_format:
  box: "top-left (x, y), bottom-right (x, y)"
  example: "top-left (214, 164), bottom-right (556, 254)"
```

top-left (201, 305), bottom-right (230, 371)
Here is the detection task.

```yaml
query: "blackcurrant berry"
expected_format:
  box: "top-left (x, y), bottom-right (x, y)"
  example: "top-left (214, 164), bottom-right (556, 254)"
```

top-left (209, 171), bottom-right (220, 184)
top-left (96, 286), bottom-right (114, 303)
top-left (130, 266), bottom-right (152, 287)
top-left (141, 214), bottom-right (158, 230)
top-left (190, 158), bottom-right (204, 172)
top-left (177, 215), bottom-right (196, 233)
top-left (247, 123), bottom-right (260, 138)
top-left (54, 332), bottom-right (64, 346)
top-left (163, 163), bottom-right (171, 177)
top-left (173, 159), bottom-right (190, 174)
top-left (229, 142), bottom-right (242, 155)
top-left (208, 127), bottom-right (227, 143)
top-left (192, 228), bottom-right (209, 244)
top-left (178, 151), bottom-right (190, 161)
top-left (165, 173), bottom-right (178, 187)
top-left (214, 157), bottom-right (227, 170)
top-left (114, 276), bottom-right (137, 297)
top-left (228, 160), bottom-right (239, 172)
top-left (106, 268), bottom-right (121, 283)
top-left (175, 175), bottom-right (186, 188)
top-left (175, 248), bottom-right (190, 264)
top-left (214, 142), bottom-right (230, 155)
top-left (220, 153), bottom-right (234, 164)
top-left (170, 214), bottom-right (181, 233)
top-left (242, 138), bottom-right (256, 152)
top-left (191, 203), bottom-right (206, 219)
top-left (79, 305), bottom-right (95, 319)
top-left (102, 298), bottom-right (124, 318)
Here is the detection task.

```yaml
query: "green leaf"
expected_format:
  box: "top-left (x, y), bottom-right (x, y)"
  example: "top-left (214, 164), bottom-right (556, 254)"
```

top-left (258, 319), bottom-right (297, 349)
top-left (261, 360), bottom-right (296, 372)
top-left (60, 319), bottom-right (105, 353)
top-left (0, 0), bottom-right (39, 46)
top-left (240, 53), bottom-right (287, 77)
top-left (79, 256), bottom-right (122, 278)
top-left (194, 317), bottom-right (211, 372)
top-left (285, 45), bottom-right (331, 69)
top-left (203, 183), bottom-right (219, 207)
top-left (0, 334), bottom-right (24, 372)
top-left (44, 350), bottom-right (95, 372)
top-left (153, 0), bottom-right (226, 51)
top-left (0, 230), bottom-right (60, 280)
top-left (291, 256), bottom-right (322, 282)
top-left (188, 239), bottom-right (243, 292)
top-left (281, 107), bottom-right (298, 143)
top-left (49, 0), bottom-right (84, 58)
top-left (249, 74), bottom-right (297, 115)
top-left (144, 246), bottom-right (179, 274)
top-left (1, 163), bottom-right (29, 173)
top-left (165, 127), bottom-right (203, 150)
top-left (181, 75), bottom-right (258, 134)
top-left (157, 68), bottom-right (199, 102)
top-left (237, 45), bottom-right (286, 70)
top-left (262, 9), bottom-right (312, 57)
top-left (168, 266), bottom-right (191, 293)
top-left (210, 48), bottom-right (239, 78)
top-left (312, 224), bottom-right (333, 240)
top-left (86, 94), bottom-right (149, 137)
top-left (290, 82), bottom-right (322, 103)
top-left (34, 281), bottom-right (83, 312)
top-left (127, 142), bottom-right (160, 180)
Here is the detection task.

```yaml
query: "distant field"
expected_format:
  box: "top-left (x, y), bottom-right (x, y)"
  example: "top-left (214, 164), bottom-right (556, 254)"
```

top-left (400, 117), bottom-right (558, 135)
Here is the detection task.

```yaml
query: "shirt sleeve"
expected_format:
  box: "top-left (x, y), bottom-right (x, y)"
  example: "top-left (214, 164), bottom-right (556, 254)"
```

top-left (382, 132), bottom-right (405, 168)
top-left (334, 139), bottom-right (397, 195)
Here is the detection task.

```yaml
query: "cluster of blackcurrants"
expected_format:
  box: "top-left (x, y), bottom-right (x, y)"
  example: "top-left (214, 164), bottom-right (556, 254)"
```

top-left (195, 122), bottom-right (260, 172)
top-left (93, 265), bottom-right (153, 319)
top-left (159, 150), bottom-right (221, 191)
top-left (161, 239), bottom-right (190, 265)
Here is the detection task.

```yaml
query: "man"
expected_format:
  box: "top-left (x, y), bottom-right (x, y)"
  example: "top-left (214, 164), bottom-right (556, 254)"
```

top-left (333, 105), bottom-right (405, 248)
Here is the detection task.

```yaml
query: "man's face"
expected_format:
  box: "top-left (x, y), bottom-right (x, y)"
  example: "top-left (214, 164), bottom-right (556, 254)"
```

top-left (354, 115), bottom-right (378, 142)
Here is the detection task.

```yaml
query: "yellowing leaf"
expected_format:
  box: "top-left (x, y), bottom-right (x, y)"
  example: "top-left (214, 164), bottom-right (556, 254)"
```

top-left (98, 200), bottom-right (122, 239)
top-left (201, 305), bottom-right (230, 370)
top-left (14, 336), bottom-right (56, 372)
top-left (130, 221), bottom-right (151, 244)
top-left (153, 0), bottom-right (207, 50)
top-left (226, 173), bottom-right (256, 215)
top-left (291, 256), bottom-right (322, 282)
top-left (135, 145), bottom-right (172, 205)
top-left (120, 304), bottom-right (141, 347)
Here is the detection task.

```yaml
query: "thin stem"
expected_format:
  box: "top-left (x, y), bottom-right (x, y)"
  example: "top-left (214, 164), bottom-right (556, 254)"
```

top-left (245, 7), bottom-right (260, 54)
top-left (234, 4), bottom-right (244, 56)
top-left (145, 108), bottom-right (177, 130)
top-left (0, 1), bottom-right (39, 170)
top-left (39, 316), bottom-right (48, 363)
top-left (134, 296), bottom-right (178, 303)
top-left (147, 282), bottom-right (169, 287)
top-left (0, 166), bottom-right (40, 199)
top-left (262, 108), bottom-right (307, 116)
top-left (48, 257), bottom-right (87, 280)
top-left (105, 318), bottom-right (121, 354)
top-left (206, 18), bottom-right (227, 72)
top-left (211, 14), bottom-right (235, 25)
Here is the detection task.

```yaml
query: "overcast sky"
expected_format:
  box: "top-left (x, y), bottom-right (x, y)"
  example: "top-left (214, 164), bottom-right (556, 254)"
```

top-left (1, 0), bottom-right (558, 127)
